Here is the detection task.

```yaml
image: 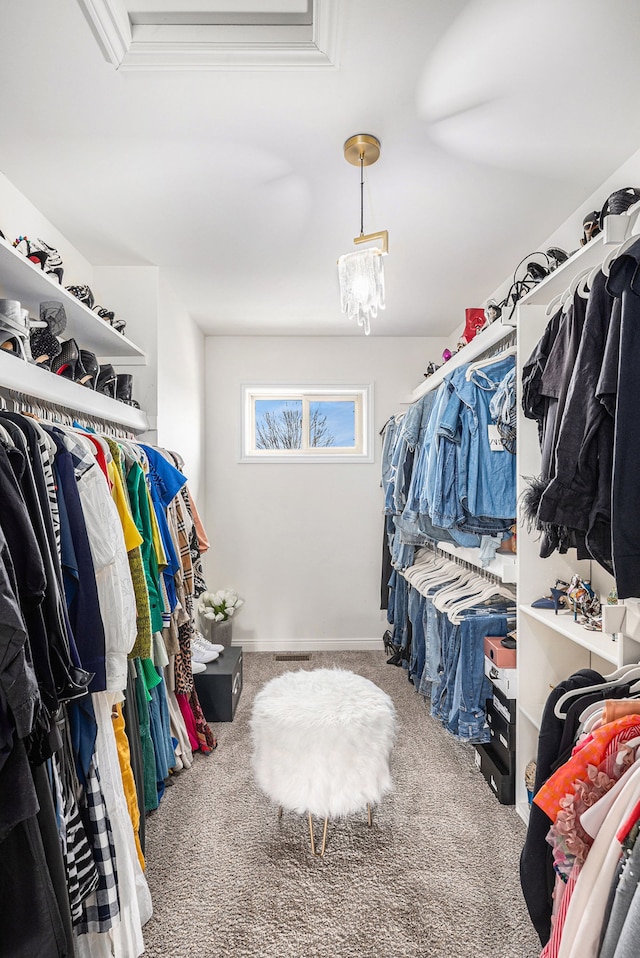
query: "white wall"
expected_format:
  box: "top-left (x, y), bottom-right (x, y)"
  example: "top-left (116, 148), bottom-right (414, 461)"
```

top-left (0, 171), bottom-right (93, 286)
top-left (204, 335), bottom-right (448, 651)
top-left (93, 265), bottom-right (160, 441)
top-left (487, 145), bottom-right (640, 308)
top-left (157, 275), bottom-right (206, 503)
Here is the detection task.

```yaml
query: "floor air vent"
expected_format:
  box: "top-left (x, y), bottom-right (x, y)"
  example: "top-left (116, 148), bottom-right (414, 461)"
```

top-left (274, 654), bottom-right (311, 662)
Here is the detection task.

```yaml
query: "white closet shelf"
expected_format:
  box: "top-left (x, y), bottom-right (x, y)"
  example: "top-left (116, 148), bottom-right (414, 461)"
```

top-left (436, 541), bottom-right (517, 583)
top-left (517, 235), bottom-right (604, 307)
top-left (516, 801), bottom-right (531, 825)
top-left (519, 702), bottom-right (545, 731)
top-left (519, 604), bottom-right (620, 665)
top-left (0, 350), bottom-right (148, 433)
top-left (410, 318), bottom-right (516, 403)
top-left (0, 237), bottom-right (146, 364)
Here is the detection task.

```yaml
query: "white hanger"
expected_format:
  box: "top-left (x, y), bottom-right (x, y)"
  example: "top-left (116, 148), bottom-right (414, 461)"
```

top-left (553, 665), bottom-right (640, 719)
top-left (431, 570), bottom-right (487, 611)
top-left (570, 267), bottom-right (592, 300)
top-left (409, 559), bottom-right (461, 596)
top-left (447, 583), bottom-right (516, 623)
top-left (464, 346), bottom-right (517, 381)
top-left (602, 228), bottom-right (640, 277)
top-left (545, 292), bottom-right (564, 317)
top-left (576, 262), bottom-right (602, 299)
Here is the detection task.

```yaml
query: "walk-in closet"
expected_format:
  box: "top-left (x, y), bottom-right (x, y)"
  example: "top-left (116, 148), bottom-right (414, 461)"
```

top-left (3, 2), bottom-right (640, 957)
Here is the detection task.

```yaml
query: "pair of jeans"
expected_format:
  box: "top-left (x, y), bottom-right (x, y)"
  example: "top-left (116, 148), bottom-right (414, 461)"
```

top-left (417, 589), bottom-right (453, 698)
top-left (391, 572), bottom-right (410, 650)
top-left (408, 587), bottom-right (426, 687)
top-left (387, 570), bottom-right (410, 649)
top-left (448, 611), bottom-right (508, 742)
top-left (431, 613), bottom-right (460, 723)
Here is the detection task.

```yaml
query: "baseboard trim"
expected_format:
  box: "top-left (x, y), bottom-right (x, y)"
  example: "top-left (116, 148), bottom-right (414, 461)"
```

top-left (231, 637), bottom-right (385, 653)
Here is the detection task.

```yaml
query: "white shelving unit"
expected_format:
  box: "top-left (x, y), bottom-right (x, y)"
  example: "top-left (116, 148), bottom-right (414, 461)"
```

top-left (0, 237), bottom-right (146, 364)
top-left (0, 350), bottom-right (148, 432)
top-left (519, 604), bottom-right (638, 667)
top-left (437, 540), bottom-right (516, 584)
top-left (514, 236), bottom-right (640, 824)
top-left (0, 236), bottom-right (149, 432)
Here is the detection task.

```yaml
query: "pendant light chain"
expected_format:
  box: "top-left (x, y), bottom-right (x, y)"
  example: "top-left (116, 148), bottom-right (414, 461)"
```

top-left (359, 151), bottom-right (364, 237)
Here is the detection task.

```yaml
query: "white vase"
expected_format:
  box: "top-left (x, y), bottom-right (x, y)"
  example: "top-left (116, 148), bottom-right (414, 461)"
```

top-left (205, 617), bottom-right (233, 649)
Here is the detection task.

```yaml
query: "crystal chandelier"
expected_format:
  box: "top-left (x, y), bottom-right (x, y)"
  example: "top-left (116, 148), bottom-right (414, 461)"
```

top-left (337, 134), bottom-right (388, 335)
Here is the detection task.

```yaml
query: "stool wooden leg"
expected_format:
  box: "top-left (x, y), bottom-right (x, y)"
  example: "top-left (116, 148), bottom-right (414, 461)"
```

top-left (308, 812), bottom-right (316, 856)
top-left (278, 806), bottom-right (283, 820)
top-left (319, 817), bottom-right (328, 857)
top-left (367, 803), bottom-right (373, 828)
top-left (307, 814), bottom-right (329, 856)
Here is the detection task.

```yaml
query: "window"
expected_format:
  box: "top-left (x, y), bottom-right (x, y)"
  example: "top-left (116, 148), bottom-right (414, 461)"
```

top-left (241, 385), bottom-right (373, 462)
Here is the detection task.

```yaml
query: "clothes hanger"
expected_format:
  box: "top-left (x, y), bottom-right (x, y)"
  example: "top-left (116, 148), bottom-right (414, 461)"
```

top-left (431, 566), bottom-right (500, 612)
top-left (545, 292), bottom-right (564, 317)
top-left (553, 666), bottom-right (640, 719)
top-left (409, 559), bottom-right (460, 594)
top-left (601, 217), bottom-right (640, 276)
top-left (406, 555), bottom-right (448, 585)
top-left (576, 263), bottom-right (601, 298)
top-left (464, 347), bottom-right (517, 382)
top-left (430, 570), bottom-right (486, 610)
top-left (446, 582), bottom-right (516, 623)
top-left (569, 267), bottom-right (592, 300)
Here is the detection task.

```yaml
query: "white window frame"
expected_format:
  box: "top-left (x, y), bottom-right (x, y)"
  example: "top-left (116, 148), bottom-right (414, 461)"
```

top-left (241, 384), bottom-right (373, 463)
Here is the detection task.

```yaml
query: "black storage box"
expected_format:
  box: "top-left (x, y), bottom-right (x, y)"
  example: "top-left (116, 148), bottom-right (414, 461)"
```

top-left (486, 700), bottom-right (516, 770)
top-left (474, 743), bottom-right (515, 805)
top-left (489, 684), bottom-right (517, 724)
top-left (193, 646), bottom-right (243, 723)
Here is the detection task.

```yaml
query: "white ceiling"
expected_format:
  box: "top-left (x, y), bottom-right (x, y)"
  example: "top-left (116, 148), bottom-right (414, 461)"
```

top-left (2, 0), bottom-right (640, 336)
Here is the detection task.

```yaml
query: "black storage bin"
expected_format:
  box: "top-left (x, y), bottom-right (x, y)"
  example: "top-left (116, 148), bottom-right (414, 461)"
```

top-left (489, 684), bottom-right (516, 724)
top-left (193, 646), bottom-right (243, 723)
top-left (486, 699), bottom-right (516, 771)
top-left (474, 743), bottom-right (515, 805)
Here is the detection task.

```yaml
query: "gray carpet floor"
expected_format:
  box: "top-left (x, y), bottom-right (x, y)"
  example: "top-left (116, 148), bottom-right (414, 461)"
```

top-left (142, 651), bottom-right (540, 958)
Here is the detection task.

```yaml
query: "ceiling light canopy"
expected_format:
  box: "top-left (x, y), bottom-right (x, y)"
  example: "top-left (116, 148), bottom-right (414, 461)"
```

top-left (337, 134), bottom-right (388, 335)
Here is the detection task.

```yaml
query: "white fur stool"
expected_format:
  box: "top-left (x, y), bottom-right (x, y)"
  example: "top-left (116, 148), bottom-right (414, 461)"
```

top-left (250, 668), bottom-right (397, 856)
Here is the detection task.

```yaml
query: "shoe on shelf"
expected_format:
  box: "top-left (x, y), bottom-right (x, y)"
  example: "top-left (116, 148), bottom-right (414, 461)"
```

top-left (532, 579), bottom-right (569, 614)
top-left (30, 327), bottom-right (62, 368)
top-left (192, 633), bottom-right (221, 664)
top-left (39, 300), bottom-right (67, 337)
top-left (192, 643), bottom-right (219, 665)
top-left (66, 284), bottom-right (95, 309)
top-left (0, 299), bottom-right (36, 362)
top-left (51, 338), bottom-right (82, 379)
top-left (79, 350), bottom-right (99, 388)
top-left (116, 373), bottom-right (134, 403)
top-left (194, 631), bottom-right (224, 654)
top-left (96, 364), bottom-right (117, 398)
top-left (93, 304), bottom-right (127, 335)
top-left (14, 236), bottom-right (64, 283)
top-left (191, 660), bottom-right (207, 674)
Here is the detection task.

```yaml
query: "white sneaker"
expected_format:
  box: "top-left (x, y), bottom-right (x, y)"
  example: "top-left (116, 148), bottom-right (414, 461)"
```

top-left (191, 659), bottom-right (207, 673)
top-left (191, 640), bottom-right (220, 665)
top-left (194, 630), bottom-right (225, 654)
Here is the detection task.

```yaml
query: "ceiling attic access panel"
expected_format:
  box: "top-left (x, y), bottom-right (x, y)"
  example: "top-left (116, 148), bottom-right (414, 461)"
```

top-left (76, 0), bottom-right (340, 70)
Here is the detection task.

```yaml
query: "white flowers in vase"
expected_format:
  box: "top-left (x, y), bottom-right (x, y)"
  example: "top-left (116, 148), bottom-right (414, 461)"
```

top-left (198, 589), bottom-right (243, 623)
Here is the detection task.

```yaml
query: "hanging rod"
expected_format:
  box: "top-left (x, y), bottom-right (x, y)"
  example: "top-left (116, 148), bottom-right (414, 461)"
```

top-left (410, 318), bottom-right (517, 404)
top-left (0, 350), bottom-right (148, 433)
top-left (0, 387), bottom-right (137, 439)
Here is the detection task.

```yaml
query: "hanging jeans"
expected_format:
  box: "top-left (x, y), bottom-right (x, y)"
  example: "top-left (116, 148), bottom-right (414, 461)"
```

top-left (408, 587), bottom-right (427, 688)
top-left (448, 611), bottom-right (508, 743)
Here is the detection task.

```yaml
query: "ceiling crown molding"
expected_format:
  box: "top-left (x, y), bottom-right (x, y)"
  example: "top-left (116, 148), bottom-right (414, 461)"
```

top-left (77, 0), bottom-right (132, 67)
top-left (76, 0), bottom-right (340, 70)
